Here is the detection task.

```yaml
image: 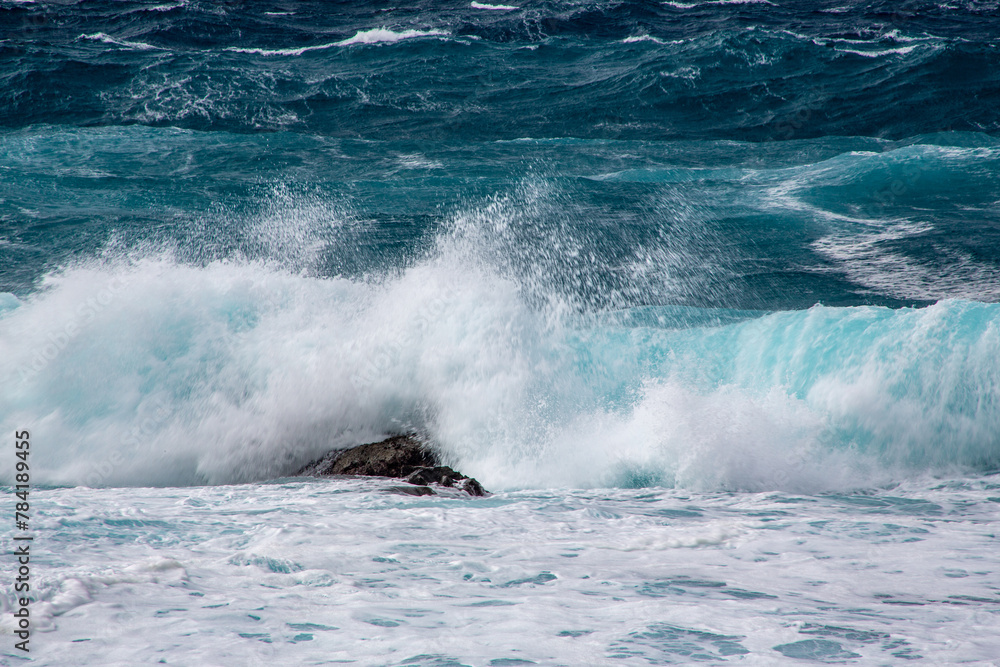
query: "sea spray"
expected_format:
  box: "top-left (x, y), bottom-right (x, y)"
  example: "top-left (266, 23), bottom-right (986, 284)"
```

top-left (3, 241), bottom-right (998, 490)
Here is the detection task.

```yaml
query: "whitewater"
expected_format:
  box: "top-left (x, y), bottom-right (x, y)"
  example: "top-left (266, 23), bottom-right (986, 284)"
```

top-left (2, 0), bottom-right (1000, 664)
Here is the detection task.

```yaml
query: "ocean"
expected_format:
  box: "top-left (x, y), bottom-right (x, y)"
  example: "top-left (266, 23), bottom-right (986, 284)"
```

top-left (1, 0), bottom-right (999, 664)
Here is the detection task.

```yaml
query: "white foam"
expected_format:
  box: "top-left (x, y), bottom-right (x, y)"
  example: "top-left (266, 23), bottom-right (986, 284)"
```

top-left (9, 479), bottom-right (999, 665)
top-left (836, 44), bottom-right (919, 58)
top-left (226, 42), bottom-right (340, 57)
top-left (471, 1), bottom-right (518, 9)
top-left (108, 67), bottom-right (300, 129)
top-left (79, 32), bottom-right (161, 51)
top-left (622, 35), bottom-right (684, 46)
top-left (664, 0), bottom-right (775, 7)
top-left (396, 153), bottom-right (444, 170)
top-left (227, 28), bottom-right (448, 56)
top-left (140, 2), bottom-right (184, 11)
top-left (660, 65), bottom-right (700, 80)
top-left (337, 27), bottom-right (449, 47)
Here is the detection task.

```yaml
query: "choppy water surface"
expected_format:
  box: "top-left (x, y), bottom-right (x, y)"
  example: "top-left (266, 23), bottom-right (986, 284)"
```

top-left (6, 478), bottom-right (1000, 665)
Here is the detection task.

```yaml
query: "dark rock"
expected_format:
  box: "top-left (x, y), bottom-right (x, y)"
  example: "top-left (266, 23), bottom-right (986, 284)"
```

top-left (458, 477), bottom-right (487, 497)
top-left (404, 466), bottom-right (487, 497)
top-left (298, 435), bottom-right (488, 496)
top-left (405, 466), bottom-right (462, 487)
top-left (386, 485), bottom-right (436, 497)
top-left (297, 435), bottom-right (437, 478)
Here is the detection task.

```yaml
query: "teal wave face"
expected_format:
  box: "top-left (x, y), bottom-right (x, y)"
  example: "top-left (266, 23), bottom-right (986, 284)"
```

top-left (595, 301), bottom-right (1000, 471)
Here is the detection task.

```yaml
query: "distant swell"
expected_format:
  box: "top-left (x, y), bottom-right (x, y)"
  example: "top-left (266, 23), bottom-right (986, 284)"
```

top-left (2, 2), bottom-right (996, 139)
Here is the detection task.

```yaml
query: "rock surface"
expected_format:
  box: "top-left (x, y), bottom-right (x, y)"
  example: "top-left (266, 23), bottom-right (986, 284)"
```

top-left (298, 435), bottom-right (487, 496)
top-left (405, 466), bottom-right (487, 497)
top-left (386, 485), bottom-right (436, 497)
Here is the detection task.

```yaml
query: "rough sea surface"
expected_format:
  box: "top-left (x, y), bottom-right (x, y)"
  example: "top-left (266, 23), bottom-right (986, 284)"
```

top-left (1, 1), bottom-right (999, 664)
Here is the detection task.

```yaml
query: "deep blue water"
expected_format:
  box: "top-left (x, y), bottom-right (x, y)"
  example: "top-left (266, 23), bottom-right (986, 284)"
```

top-left (1, 0), bottom-right (999, 488)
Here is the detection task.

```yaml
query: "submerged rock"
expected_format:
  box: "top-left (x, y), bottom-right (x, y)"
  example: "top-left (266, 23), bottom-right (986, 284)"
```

top-left (405, 466), bottom-right (487, 497)
top-left (386, 485), bottom-right (436, 497)
top-left (298, 435), bottom-right (488, 496)
top-left (298, 435), bottom-right (436, 478)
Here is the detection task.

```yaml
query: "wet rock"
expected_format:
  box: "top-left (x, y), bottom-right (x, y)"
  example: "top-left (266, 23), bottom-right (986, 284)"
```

top-left (459, 477), bottom-right (487, 497)
top-left (404, 466), bottom-right (462, 487)
top-left (405, 466), bottom-right (487, 497)
top-left (298, 435), bottom-right (488, 496)
top-left (297, 435), bottom-right (436, 478)
top-left (386, 485), bottom-right (436, 497)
